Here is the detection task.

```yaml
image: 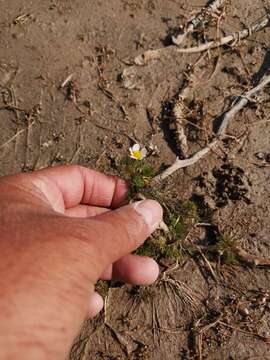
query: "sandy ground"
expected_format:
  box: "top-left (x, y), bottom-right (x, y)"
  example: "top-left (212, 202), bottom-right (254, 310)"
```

top-left (1, 1), bottom-right (270, 359)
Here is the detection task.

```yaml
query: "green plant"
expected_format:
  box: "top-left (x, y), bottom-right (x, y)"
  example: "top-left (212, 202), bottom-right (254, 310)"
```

top-left (117, 155), bottom-right (200, 265)
top-left (117, 157), bottom-right (154, 198)
top-left (164, 200), bottom-right (199, 242)
top-left (218, 235), bottom-right (239, 265)
top-left (135, 237), bottom-right (167, 260)
top-left (135, 236), bottom-right (185, 264)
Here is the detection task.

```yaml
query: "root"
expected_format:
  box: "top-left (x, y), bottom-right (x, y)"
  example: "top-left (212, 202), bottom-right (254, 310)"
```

top-left (153, 73), bottom-right (270, 181)
top-left (235, 248), bottom-right (270, 267)
top-left (176, 13), bottom-right (270, 54)
top-left (172, 0), bottom-right (226, 46)
top-left (0, 121), bottom-right (36, 150)
top-left (160, 276), bottom-right (202, 317)
top-left (172, 85), bottom-right (191, 158)
top-left (134, 13), bottom-right (269, 65)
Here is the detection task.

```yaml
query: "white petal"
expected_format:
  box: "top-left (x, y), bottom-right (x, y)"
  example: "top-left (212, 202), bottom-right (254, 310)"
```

top-left (141, 148), bottom-right (147, 157)
top-left (129, 147), bottom-right (133, 154)
top-left (132, 143), bottom-right (140, 151)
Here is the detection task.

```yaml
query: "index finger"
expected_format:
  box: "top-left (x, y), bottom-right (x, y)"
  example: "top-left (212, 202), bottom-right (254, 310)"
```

top-left (28, 165), bottom-right (128, 211)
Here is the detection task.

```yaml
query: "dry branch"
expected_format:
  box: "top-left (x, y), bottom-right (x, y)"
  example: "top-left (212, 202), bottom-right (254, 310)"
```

top-left (176, 13), bottom-right (270, 54)
top-left (154, 73), bottom-right (270, 181)
top-left (134, 13), bottom-right (269, 65)
top-left (172, 0), bottom-right (225, 46)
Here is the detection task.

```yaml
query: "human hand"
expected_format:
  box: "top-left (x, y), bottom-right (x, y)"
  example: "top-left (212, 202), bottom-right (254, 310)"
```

top-left (0, 165), bottom-right (162, 359)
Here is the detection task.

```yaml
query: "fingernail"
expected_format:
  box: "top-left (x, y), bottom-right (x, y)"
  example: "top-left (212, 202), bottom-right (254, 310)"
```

top-left (133, 199), bottom-right (163, 231)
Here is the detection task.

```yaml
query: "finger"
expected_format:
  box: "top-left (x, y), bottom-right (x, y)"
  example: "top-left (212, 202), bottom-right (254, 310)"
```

top-left (65, 205), bottom-right (110, 218)
top-left (101, 255), bottom-right (160, 285)
top-left (82, 199), bottom-right (163, 279)
top-left (26, 165), bottom-right (128, 212)
top-left (88, 292), bottom-right (104, 318)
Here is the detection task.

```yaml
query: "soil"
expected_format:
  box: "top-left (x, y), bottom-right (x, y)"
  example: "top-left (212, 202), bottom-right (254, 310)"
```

top-left (1, 1), bottom-right (270, 359)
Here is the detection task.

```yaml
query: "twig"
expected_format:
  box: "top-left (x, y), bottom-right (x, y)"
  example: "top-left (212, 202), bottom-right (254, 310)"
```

top-left (175, 13), bottom-right (270, 54)
top-left (134, 13), bottom-right (269, 65)
top-left (98, 82), bottom-right (129, 120)
top-left (194, 315), bottom-right (222, 360)
top-left (153, 73), bottom-right (270, 181)
top-left (217, 73), bottom-right (270, 136)
top-left (172, 0), bottom-right (225, 46)
top-left (0, 121), bottom-right (35, 150)
top-left (197, 246), bottom-right (218, 282)
top-left (154, 140), bottom-right (218, 181)
top-left (10, 86), bottom-right (20, 121)
top-left (96, 61), bottom-right (129, 121)
top-left (235, 248), bottom-right (270, 267)
top-left (61, 74), bottom-right (74, 88)
top-left (70, 146), bottom-right (82, 164)
top-left (219, 321), bottom-right (270, 342)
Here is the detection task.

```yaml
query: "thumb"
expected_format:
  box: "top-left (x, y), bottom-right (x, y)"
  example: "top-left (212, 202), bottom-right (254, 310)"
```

top-left (85, 199), bottom-right (163, 278)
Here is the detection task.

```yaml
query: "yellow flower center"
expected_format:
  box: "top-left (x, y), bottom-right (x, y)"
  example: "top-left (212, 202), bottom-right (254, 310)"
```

top-left (132, 150), bottom-right (142, 160)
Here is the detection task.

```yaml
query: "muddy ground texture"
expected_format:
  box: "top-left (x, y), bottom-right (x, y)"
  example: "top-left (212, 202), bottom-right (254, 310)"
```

top-left (1, 0), bottom-right (270, 359)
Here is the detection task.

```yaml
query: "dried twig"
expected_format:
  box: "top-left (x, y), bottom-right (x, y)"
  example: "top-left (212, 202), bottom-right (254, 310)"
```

top-left (154, 140), bottom-right (218, 181)
top-left (60, 74), bottom-right (74, 88)
top-left (134, 13), bottom-right (269, 65)
top-left (154, 73), bottom-right (270, 181)
top-left (234, 248), bottom-right (270, 267)
top-left (97, 63), bottom-right (129, 120)
top-left (172, 0), bottom-right (225, 46)
top-left (194, 315), bottom-right (222, 360)
top-left (196, 247), bottom-right (218, 282)
top-left (0, 121), bottom-right (35, 150)
top-left (10, 86), bottom-right (20, 121)
top-left (70, 146), bottom-right (82, 164)
top-left (176, 13), bottom-right (270, 54)
top-left (219, 321), bottom-right (270, 343)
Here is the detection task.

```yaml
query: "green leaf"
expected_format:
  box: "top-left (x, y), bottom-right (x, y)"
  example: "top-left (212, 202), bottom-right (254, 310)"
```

top-left (141, 163), bottom-right (154, 178)
top-left (133, 175), bottom-right (145, 189)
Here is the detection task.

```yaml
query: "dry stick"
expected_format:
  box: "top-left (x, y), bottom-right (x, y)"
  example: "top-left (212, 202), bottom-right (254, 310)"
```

top-left (235, 248), bottom-right (270, 267)
top-left (153, 73), bottom-right (270, 181)
top-left (176, 13), bottom-right (270, 54)
top-left (219, 321), bottom-right (270, 343)
top-left (0, 121), bottom-right (35, 150)
top-left (195, 315), bottom-right (222, 360)
top-left (135, 13), bottom-right (269, 65)
top-left (172, 0), bottom-right (225, 46)
top-left (196, 246), bottom-right (218, 282)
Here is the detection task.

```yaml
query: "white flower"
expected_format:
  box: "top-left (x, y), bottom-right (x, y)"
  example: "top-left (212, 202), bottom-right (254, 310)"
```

top-left (129, 144), bottom-right (147, 160)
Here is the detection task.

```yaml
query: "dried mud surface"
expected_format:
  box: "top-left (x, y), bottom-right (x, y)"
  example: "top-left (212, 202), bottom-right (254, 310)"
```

top-left (0, 1), bottom-right (270, 359)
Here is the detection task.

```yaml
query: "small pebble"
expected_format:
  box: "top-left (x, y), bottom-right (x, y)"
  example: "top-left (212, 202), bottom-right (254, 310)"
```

top-left (255, 152), bottom-right (265, 160)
